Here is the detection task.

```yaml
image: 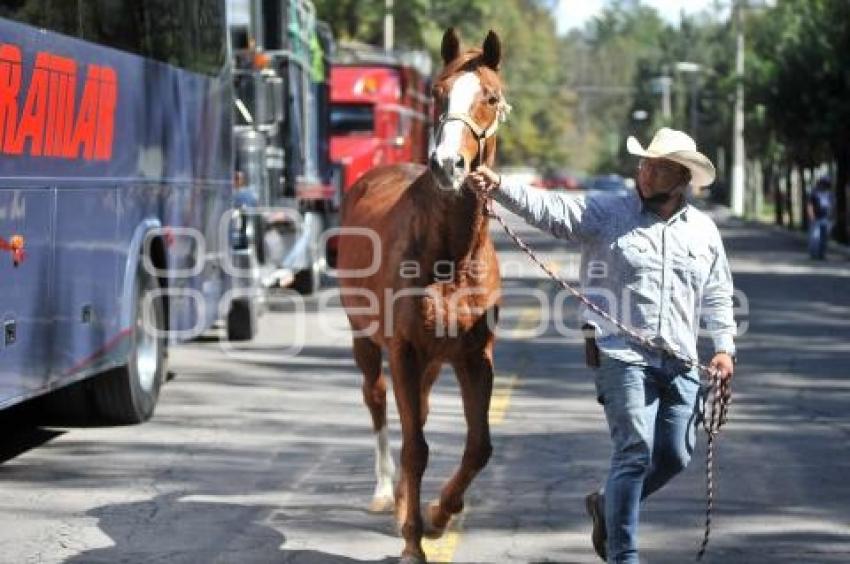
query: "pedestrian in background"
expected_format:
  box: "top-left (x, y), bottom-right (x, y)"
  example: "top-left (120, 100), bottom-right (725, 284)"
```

top-left (469, 128), bottom-right (736, 564)
top-left (807, 176), bottom-right (834, 260)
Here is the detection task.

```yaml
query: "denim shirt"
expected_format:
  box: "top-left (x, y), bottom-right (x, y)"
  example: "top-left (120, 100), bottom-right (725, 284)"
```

top-left (495, 180), bottom-right (737, 367)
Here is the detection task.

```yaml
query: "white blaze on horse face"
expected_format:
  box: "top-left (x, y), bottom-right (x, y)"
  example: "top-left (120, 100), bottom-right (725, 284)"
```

top-left (433, 72), bottom-right (481, 190)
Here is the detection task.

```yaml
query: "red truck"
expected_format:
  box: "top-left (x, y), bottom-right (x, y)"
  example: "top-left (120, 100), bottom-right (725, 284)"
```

top-left (329, 46), bottom-right (432, 192)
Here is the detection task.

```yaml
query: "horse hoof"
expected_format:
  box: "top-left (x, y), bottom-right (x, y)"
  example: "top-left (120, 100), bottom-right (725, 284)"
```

top-left (399, 554), bottom-right (427, 564)
top-left (422, 522), bottom-right (446, 540)
top-left (422, 501), bottom-right (448, 539)
top-left (368, 495), bottom-right (395, 514)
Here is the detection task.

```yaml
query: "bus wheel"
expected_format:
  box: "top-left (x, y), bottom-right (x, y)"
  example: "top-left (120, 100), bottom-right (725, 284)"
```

top-left (92, 265), bottom-right (166, 424)
top-left (227, 298), bottom-right (258, 341)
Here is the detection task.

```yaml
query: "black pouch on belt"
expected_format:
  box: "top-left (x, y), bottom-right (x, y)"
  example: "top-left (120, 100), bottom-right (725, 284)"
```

top-left (582, 323), bottom-right (600, 368)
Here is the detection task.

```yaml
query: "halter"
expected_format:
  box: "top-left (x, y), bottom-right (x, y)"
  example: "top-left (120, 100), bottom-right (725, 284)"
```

top-left (434, 97), bottom-right (512, 165)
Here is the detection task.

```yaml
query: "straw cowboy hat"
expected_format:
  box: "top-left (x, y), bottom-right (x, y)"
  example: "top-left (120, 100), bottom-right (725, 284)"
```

top-left (626, 127), bottom-right (716, 188)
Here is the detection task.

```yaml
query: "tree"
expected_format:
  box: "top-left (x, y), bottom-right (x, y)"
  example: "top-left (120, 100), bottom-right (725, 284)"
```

top-left (747, 0), bottom-right (850, 242)
top-left (313, 0), bottom-right (487, 50)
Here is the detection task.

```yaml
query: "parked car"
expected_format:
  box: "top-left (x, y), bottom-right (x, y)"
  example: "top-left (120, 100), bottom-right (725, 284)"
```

top-left (533, 170), bottom-right (583, 191)
top-left (585, 174), bottom-right (630, 195)
top-left (501, 166), bottom-right (542, 189)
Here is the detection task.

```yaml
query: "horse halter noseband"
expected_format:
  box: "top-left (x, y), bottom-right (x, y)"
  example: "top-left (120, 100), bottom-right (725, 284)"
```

top-left (434, 96), bottom-right (511, 165)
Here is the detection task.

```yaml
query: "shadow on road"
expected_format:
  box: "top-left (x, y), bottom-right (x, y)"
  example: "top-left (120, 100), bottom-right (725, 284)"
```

top-left (63, 491), bottom-right (480, 564)
top-left (0, 403), bottom-right (65, 464)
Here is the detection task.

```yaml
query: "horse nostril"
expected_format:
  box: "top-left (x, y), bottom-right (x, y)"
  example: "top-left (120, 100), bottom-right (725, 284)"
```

top-left (454, 156), bottom-right (465, 170)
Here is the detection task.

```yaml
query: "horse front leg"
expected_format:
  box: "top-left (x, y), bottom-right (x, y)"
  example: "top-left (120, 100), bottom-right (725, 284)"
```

top-left (389, 341), bottom-right (429, 564)
top-left (425, 350), bottom-right (494, 539)
top-left (352, 336), bottom-right (396, 513)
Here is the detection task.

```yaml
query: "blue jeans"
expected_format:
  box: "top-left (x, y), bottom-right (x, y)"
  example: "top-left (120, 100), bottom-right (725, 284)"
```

top-left (594, 354), bottom-right (704, 564)
top-left (808, 218), bottom-right (830, 259)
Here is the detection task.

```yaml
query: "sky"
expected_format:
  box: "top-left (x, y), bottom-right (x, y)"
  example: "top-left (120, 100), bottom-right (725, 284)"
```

top-left (555, 0), bottom-right (728, 34)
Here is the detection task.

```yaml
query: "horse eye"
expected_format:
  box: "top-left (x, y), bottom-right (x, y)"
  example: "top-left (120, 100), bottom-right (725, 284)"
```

top-left (487, 96), bottom-right (499, 106)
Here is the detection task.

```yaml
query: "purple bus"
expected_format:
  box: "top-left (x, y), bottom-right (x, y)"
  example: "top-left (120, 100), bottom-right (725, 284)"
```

top-left (0, 1), bottom-right (258, 423)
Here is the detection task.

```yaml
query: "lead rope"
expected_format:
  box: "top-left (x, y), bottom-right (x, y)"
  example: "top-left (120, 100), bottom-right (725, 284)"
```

top-left (697, 364), bottom-right (731, 560)
top-left (481, 197), bottom-right (730, 561)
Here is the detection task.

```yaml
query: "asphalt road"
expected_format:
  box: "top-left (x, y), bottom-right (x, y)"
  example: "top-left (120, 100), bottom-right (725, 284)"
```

top-left (1, 204), bottom-right (849, 563)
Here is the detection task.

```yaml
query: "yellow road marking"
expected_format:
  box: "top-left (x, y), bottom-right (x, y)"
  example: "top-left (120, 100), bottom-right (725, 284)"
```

top-left (422, 510), bottom-right (467, 563)
top-left (509, 301), bottom-right (542, 338)
top-left (489, 373), bottom-right (519, 426)
top-left (422, 530), bottom-right (462, 563)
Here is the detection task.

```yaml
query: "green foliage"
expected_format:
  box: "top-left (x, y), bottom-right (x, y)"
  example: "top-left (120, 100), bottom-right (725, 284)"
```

top-left (748, 0), bottom-right (850, 162)
top-left (312, 0), bottom-right (487, 50)
top-left (315, 0), bottom-right (850, 216)
top-left (560, 2), bottom-right (736, 178)
top-left (477, 0), bottom-right (576, 170)
top-left (561, 3), bottom-right (668, 173)
top-left (747, 0), bottom-right (850, 241)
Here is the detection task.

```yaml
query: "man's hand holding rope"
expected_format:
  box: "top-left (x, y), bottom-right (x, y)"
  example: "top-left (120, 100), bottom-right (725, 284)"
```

top-left (708, 353), bottom-right (734, 402)
top-left (468, 165), bottom-right (501, 197)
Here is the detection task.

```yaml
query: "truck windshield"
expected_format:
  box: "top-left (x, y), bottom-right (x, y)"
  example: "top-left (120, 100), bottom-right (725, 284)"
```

top-left (330, 104), bottom-right (374, 135)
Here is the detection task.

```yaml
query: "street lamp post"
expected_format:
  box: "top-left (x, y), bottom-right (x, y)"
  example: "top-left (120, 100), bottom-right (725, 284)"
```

top-left (384, 0), bottom-right (394, 52)
top-left (731, 0), bottom-right (746, 216)
top-left (650, 68), bottom-right (672, 122)
top-left (659, 76), bottom-right (673, 121)
top-left (675, 61), bottom-right (702, 145)
top-left (730, 0), bottom-right (774, 217)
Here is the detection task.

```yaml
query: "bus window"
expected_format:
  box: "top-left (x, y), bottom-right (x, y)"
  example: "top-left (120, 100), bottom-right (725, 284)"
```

top-left (0, 0), bottom-right (226, 76)
top-left (144, 0), bottom-right (226, 75)
top-left (330, 104), bottom-right (374, 136)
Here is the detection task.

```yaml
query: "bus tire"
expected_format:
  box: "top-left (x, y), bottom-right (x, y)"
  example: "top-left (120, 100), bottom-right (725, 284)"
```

top-left (92, 265), bottom-right (166, 424)
top-left (293, 266), bottom-right (319, 295)
top-left (293, 213), bottom-right (324, 295)
top-left (252, 214), bottom-right (266, 265)
top-left (227, 298), bottom-right (257, 341)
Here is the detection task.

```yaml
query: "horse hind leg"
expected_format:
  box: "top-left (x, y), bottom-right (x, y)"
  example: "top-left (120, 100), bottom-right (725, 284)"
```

top-left (353, 336), bottom-right (395, 513)
top-left (424, 353), bottom-right (494, 540)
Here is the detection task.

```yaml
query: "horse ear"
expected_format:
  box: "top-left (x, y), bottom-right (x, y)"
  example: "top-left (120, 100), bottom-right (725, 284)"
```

top-left (441, 27), bottom-right (461, 65)
top-left (482, 30), bottom-right (501, 70)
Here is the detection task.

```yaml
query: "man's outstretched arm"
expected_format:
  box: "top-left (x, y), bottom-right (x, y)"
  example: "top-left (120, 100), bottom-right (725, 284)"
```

top-left (469, 166), bottom-right (589, 242)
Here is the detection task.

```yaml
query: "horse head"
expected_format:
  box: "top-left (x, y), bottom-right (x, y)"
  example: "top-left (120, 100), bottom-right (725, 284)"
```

top-left (430, 28), bottom-right (511, 193)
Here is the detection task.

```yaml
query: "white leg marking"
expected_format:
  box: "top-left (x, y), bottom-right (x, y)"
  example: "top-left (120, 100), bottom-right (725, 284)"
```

top-left (373, 426), bottom-right (395, 502)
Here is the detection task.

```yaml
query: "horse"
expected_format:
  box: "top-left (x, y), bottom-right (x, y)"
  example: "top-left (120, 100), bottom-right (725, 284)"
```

top-left (337, 27), bottom-right (509, 564)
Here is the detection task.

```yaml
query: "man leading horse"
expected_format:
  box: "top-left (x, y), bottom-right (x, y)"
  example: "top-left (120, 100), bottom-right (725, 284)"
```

top-left (470, 127), bottom-right (737, 563)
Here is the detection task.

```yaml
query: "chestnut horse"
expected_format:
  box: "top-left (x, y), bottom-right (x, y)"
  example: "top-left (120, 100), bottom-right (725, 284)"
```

top-left (337, 28), bottom-right (508, 563)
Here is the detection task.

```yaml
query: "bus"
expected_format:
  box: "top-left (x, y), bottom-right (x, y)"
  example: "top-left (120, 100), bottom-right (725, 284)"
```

top-left (0, 0), bottom-right (257, 423)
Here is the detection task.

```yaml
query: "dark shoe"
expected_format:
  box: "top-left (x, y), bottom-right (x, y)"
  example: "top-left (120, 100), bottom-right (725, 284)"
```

top-left (585, 491), bottom-right (607, 561)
